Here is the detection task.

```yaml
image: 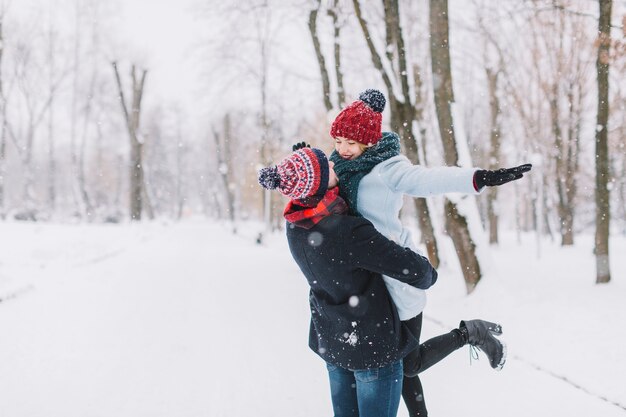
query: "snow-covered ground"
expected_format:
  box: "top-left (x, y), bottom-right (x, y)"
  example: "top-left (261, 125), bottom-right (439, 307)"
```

top-left (0, 220), bottom-right (624, 416)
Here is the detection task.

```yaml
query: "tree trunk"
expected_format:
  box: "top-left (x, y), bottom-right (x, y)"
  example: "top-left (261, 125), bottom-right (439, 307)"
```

top-left (47, 87), bottom-right (56, 215)
top-left (595, 0), bottom-right (612, 284)
top-left (550, 88), bottom-right (570, 245)
top-left (212, 116), bottom-right (237, 233)
top-left (112, 62), bottom-right (148, 221)
top-left (70, 1), bottom-right (83, 217)
top-left (485, 67), bottom-right (502, 244)
top-left (557, 84), bottom-right (580, 247)
top-left (76, 51), bottom-right (99, 219)
top-left (129, 140), bottom-right (143, 220)
top-left (328, 0), bottom-right (345, 108)
top-left (176, 129), bottom-right (185, 220)
top-left (45, 18), bottom-right (58, 216)
top-left (0, 16), bottom-right (6, 219)
top-left (445, 200), bottom-right (482, 292)
top-left (256, 7), bottom-right (273, 238)
top-left (21, 118), bottom-right (37, 213)
top-left (429, 0), bottom-right (481, 291)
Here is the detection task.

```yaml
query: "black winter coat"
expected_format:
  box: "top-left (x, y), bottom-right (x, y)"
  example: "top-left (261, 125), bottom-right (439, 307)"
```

top-left (286, 214), bottom-right (437, 370)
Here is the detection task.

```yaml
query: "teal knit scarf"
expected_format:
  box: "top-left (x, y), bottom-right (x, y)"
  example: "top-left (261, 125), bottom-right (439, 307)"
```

top-left (329, 131), bottom-right (401, 216)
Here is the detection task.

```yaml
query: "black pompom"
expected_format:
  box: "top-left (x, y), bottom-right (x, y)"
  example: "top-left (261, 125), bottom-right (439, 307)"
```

top-left (258, 166), bottom-right (281, 190)
top-left (359, 89), bottom-right (386, 113)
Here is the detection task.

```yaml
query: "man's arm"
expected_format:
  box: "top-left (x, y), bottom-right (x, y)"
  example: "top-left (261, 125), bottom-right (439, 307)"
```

top-left (346, 217), bottom-right (437, 289)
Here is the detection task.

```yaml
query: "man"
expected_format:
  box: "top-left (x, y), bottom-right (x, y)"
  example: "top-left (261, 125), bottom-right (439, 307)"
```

top-left (259, 147), bottom-right (503, 417)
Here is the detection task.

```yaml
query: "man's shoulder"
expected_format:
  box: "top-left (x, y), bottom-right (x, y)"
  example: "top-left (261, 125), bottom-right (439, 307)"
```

top-left (322, 214), bottom-right (373, 228)
top-left (286, 214), bottom-right (374, 234)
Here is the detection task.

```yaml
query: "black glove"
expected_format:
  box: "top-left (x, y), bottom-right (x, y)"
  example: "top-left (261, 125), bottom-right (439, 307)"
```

top-left (292, 141), bottom-right (311, 151)
top-left (474, 163), bottom-right (532, 189)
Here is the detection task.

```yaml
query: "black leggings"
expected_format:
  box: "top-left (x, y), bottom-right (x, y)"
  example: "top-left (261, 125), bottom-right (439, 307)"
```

top-left (401, 314), bottom-right (465, 417)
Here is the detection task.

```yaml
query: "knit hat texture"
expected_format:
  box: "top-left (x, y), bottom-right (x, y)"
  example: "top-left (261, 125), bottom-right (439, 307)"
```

top-left (258, 147), bottom-right (329, 200)
top-left (330, 89), bottom-right (386, 146)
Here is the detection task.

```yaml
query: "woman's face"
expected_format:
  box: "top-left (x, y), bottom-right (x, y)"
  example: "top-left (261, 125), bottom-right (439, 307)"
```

top-left (334, 137), bottom-right (365, 160)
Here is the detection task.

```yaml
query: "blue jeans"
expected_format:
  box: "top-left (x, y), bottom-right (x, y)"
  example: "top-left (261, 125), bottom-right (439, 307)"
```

top-left (326, 360), bottom-right (403, 417)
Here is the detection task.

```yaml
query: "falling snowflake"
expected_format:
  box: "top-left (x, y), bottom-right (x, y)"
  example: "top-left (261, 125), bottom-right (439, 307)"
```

top-left (308, 231), bottom-right (323, 247)
top-left (349, 296), bottom-right (359, 307)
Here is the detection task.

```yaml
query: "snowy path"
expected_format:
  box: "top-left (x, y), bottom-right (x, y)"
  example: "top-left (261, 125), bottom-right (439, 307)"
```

top-left (0, 221), bottom-right (624, 416)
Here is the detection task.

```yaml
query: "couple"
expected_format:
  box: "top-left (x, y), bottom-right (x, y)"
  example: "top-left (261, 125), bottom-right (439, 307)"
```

top-left (258, 90), bottom-right (531, 417)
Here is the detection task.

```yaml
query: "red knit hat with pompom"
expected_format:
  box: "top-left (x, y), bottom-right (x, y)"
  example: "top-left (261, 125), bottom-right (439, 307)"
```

top-left (330, 89), bottom-right (386, 146)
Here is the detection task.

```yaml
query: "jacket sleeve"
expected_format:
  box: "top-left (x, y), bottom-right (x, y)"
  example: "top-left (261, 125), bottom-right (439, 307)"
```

top-left (378, 156), bottom-right (482, 197)
top-left (345, 217), bottom-right (437, 289)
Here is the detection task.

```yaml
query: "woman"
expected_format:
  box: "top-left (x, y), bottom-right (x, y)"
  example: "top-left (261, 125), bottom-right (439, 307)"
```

top-left (328, 89), bottom-right (531, 416)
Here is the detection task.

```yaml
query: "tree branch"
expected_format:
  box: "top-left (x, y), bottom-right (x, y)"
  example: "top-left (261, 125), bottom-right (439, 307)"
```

top-left (112, 61), bottom-right (132, 134)
top-left (352, 0), bottom-right (395, 97)
top-left (308, 0), bottom-right (333, 111)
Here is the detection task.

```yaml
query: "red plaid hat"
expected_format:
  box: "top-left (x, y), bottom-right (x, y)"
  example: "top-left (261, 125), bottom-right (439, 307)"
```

top-left (258, 148), bottom-right (329, 200)
top-left (330, 89), bottom-right (386, 146)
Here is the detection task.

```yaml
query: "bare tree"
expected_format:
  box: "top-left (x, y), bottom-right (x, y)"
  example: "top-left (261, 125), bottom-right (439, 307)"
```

top-left (484, 65), bottom-right (502, 244)
top-left (0, 8), bottom-right (7, 219)
top-left (308, 0), bottom-right (346, 111)
top-left (473, 6), bottom-right (508, 245)
top-left (69, 0), bottom-right (82, 216)
top-left (595, 0), bottom-right (612, 283)
top-left (207, 1), bottom-right (287, 238)
top-left (72, 0), bottom-right (104, 220)
top-left (327, 0), bottom-right (345, 108)
top-left (538, 6), bottom-right (590, 246)
top-left (45, 11), bottom-right (58, 215)
top-left (212, 114), bottom-right (237, 233)
top-left (112, 61), bottom-right (148, 221)
top-left (477, 2), bottom-right (598, 246)
top-left (11, 38), bottom-right (68, 218)
top-left (254, 1), bottom-right (277, 239)
top-left (308, 0), bottom-right (333, 112)
top-left (0, 3), bottom-right (74, 220)
top-left (612, 26), bottom-right (626, 236)
top-left (175, 114), bottom-right (186, 220)
top-left (352, 0), bottom-right (441, 267)
top-left (430, 0), bottom-right (482, 291)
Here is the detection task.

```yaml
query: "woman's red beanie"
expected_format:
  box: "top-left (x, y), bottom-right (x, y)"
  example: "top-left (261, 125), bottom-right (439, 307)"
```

top-left (330, 89), bottom-right (386, 146)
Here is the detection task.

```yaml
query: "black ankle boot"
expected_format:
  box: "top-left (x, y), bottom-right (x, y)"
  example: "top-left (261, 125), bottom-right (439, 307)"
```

top-left (459, 320), bottom-right (506, 370)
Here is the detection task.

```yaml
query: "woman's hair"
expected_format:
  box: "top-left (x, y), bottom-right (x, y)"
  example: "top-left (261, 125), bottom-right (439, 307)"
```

top-left (331, 138), bottom-right (371, 154)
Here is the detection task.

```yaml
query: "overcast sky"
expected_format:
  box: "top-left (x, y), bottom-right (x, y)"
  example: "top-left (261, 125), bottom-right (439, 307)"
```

top-left (115, 0), bottom-right (204, 104)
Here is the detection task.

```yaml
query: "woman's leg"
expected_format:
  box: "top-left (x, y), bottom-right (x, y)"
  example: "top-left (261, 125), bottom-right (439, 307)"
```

top-left (326, 362), bottom-right (359, 417)
top-left (402, 314), bottom-right (428, 417)
top-left (402, 374), bottom-right (428, 416)
top-left (417, 328), bottom-right (466, 373)
top-left (401, 314), bottom-right (467, 416)
top-left (354, 360), bottom-right (404, 417)
top-left (403, 314), bottom-right (466, 376)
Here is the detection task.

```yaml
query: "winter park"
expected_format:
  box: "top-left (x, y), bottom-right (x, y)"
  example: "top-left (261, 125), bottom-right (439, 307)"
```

top-left (1, 1), bottom-right (625, 416)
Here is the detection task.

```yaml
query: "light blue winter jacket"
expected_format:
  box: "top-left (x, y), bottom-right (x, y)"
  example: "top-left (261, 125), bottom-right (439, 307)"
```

top-left (357, 155), bottom-right (481, 320)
